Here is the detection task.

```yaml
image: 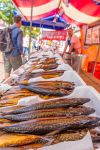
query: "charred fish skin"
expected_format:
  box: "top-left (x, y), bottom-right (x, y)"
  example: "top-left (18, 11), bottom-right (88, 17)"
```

top-left (3, 98), bottom-right (90, 115)
top-left (0, 133), bottom-right (49, 148)
top-left (20, 85), bottom-right (72, 96)
top-left (0, 134), bottom-right (39, 147)
top-left (51, 130), bottom-right (87, 143)
top-left (51, 130), bottom-right (100, 144)
top-left (29, 81), bottom-right (74, 87)
top-left (2, 106), bottom-right (95, 122)
top-left (42, 64), bottom-right (58, 71)
top-left (1, 116), bottom-right (100, 135)
top-left (22, 70), bottom-right (64, 80)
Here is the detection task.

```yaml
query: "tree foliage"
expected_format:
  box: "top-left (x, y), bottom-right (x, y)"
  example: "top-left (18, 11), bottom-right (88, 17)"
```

top-left (0, 0), bottom-right (40, 38)
top-left (22, 26), bottom-right (40, 38)
top-left (0, 0), bottom-right (15, 25)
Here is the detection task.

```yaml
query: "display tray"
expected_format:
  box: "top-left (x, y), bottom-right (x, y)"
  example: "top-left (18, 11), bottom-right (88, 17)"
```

top-left (1, 51), bottom-right (100, 150)
top-left (0, 86), bottom-right (98, 150)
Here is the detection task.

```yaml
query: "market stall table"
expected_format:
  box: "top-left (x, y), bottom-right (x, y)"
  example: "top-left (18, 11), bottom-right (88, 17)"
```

top-left (80, 71), bottom-right (100, 93)
top-left (0, 51), bottom-right (100, 150)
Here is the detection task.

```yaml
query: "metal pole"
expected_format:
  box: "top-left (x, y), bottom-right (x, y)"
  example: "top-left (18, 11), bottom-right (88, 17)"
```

top-left (93, 27), bottom-right (100, 75)
top-left (28, 0), bottom-right (34, 60)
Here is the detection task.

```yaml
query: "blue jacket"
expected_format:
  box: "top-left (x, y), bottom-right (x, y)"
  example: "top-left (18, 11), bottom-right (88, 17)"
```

top-left (6, 24), bottom-right (23, 57)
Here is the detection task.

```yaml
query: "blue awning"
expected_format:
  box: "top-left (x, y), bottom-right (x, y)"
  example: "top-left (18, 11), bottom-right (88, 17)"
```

top-left (22, 19), bottom-right (68, 30)
top-left (14, 10), bottom-right (68, 30)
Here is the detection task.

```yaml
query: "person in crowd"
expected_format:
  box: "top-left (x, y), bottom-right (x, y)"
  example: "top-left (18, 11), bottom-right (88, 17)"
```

top-left (23, 36), bottom-right (29, 63)
top-left (63, 27), bottom-right (81, 70)
top-left (3, 15), bottom-right (23, 80)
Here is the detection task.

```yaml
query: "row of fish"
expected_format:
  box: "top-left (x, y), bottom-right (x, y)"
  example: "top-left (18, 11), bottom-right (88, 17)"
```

top-left (20, 70), bottom-right (64, 81)
top-left (0, 56), bottom-right (99, 149)
top-left (0, 116), bottom-right (99, 135)
top-left (20, 81), bottom-right (75, 96)
top-left (1, 106), bottom-right (95, 122)
top-left (0, 97), bottom-right (100, 148)
top-left (0, 80), bottom-right (75, 107)
top-left (31, 57), bottom-right (59, 74)
top-left (0, 129), bottom-right (100, 148)
top-left (4, 57), bottom-right (60, 86)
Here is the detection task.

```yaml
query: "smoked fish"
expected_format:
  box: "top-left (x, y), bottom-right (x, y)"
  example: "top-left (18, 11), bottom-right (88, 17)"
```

top-left (20, 85), bottom-right (73, 96)
top-left (1, 116), bottom-right (100, 134)
top-left (0, 133), bottom-right (46, 147)
top-left (3, 98), bottom-right (90, 114)
top-left (2, 106), bottom-right (95, 122)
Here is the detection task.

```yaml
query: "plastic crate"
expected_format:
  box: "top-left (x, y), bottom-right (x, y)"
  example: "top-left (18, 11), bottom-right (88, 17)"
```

top-left (88, 61), bottom-right (100, 73)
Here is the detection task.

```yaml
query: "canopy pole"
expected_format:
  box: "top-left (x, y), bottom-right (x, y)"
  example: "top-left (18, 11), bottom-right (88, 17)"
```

top-left (28, 0), bottom-right (34, 60)
top-left (93, 27), bottom-right (100, 75)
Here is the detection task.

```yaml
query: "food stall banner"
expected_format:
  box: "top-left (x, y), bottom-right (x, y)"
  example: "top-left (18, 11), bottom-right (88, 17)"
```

top-left (12, 0), bottom-right (100, 25)
top-left (42, 30), bottom-right (67, 41)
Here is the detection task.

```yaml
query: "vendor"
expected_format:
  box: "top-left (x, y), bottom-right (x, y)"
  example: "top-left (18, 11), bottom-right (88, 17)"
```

top-left (63, 27), bottom-right (82, 70)
top-left (63, 27), bottom-right (81, 55)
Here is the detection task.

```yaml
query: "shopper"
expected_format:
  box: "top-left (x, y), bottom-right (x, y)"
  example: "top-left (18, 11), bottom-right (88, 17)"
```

top-left (23, 36), bottom-right (29, 63)
top-left (63, 27), bottom-right (81, 70)
top-left (3, 15), bottom-right (23, 80)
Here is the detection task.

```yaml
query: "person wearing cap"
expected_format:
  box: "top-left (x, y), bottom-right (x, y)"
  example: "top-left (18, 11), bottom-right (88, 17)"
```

top-left (63, 27), bottom-right (81, 70)
top-left (3, 15), bottom-right (23, 80)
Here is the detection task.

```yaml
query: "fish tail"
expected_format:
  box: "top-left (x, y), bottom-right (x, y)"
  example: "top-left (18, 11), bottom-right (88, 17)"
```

top-left (43, 137), bottom-right (54, 146)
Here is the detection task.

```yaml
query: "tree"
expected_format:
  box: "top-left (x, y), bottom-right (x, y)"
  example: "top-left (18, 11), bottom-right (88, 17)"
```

top-left (0, 0), bottom-right (40, 38)
top-left (0, 0), bottom-right (15, 25)
top-left (22, 26), bottom-right (40, 39)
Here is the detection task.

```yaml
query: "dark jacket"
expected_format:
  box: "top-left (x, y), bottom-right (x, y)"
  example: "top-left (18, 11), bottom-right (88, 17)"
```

top-left (6, 24), bottom-right (23, 57)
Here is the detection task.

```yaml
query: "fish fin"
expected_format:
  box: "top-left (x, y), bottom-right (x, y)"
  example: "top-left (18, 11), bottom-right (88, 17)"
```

top-left (45, 130), bottom-right (62, 137)
top-left (43, 130), bottom-right (64, 146)
top-left (46, 126), bottom-right (68, 137)
top-left (43, 137), bottom-right (54, 146)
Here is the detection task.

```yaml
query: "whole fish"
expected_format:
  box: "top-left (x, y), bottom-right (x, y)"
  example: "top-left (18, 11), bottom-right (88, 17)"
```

top-left (0, 130), bottom-right (99, 148)
top-left (23, 70), bottom-right (64, 79)
top-left (20, 85), bottom-right (73, 96)
top-left (3, 98), bottom-right (90, 115)
top-left (42, 70), bottom-right (64, 75)
top-left (2, 106), bottom-right (95, 122)
top-left (1, 93), bottom-right (35, 100)
top-left (0, 133), bottom-right (47, 147)
top-left (0, 106), bottom-right (23, 114)
top-left (42, 63), bottom-right (58, 70)
top-left (42, 58), bottom-right (57, 64)
top-left (30, 81), bottom-right (75, 91)
top-left (1, 116), bottom-right (100, 134)
top-left (4, 88), bottom-right (33, 95)
top-left (29, 81), bottom-right (74, 88)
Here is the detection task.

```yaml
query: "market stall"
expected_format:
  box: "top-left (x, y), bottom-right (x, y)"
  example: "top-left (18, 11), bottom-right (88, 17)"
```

top-left (81, 20), bottom-right (100, 80)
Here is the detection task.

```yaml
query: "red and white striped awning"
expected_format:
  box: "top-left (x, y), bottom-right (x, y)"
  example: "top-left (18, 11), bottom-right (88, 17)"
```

top-left (62, 0), bottom-right (100, 25)
top-left (13, 0), bottom-right (60, 20)
top-left (12, 0), bottom-right (100, 25)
